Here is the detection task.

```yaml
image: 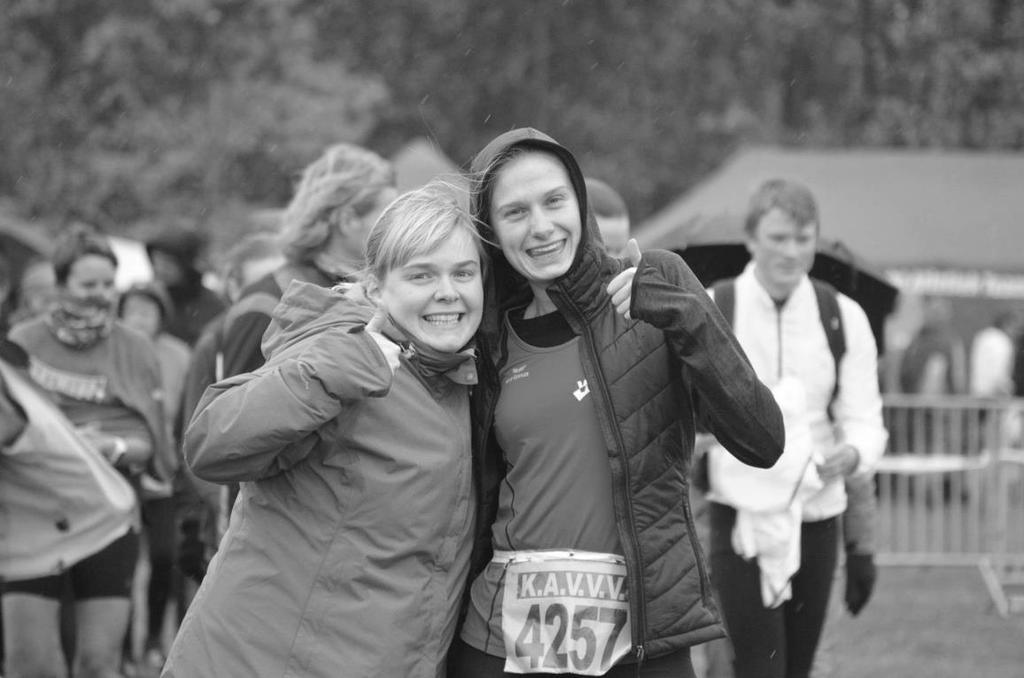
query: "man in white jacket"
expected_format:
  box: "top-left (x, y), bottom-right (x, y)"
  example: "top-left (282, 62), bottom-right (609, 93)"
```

top-left (704, 179), bottom-right (888, 678)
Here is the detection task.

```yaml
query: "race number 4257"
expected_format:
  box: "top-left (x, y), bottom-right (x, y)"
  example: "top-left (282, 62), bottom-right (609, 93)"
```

top-left (513, 602), bottom-right (627, 674)
top-left (500, 555), bottom-right (633, 675)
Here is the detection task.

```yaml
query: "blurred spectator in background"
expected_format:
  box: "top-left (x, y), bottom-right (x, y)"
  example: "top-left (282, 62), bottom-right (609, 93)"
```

top-left (9, 256), bottom-right (57, 327)
top-left (118, 281), bottom-right (192, 672)
top-left (898, 296), bottom-right (966, 396)
top-left (585, 176), bottom-right (631, 257)
top-left (119, 282), bottom-right (191, 428)
top-left (702, 179), bottom-right (887, 678)
top-left (220, 234), bottom-right (284, 306)
top-left (174, 232), bottom-right (284, 589)
top-left (970, 310), bottom-right (1023, 398)
top-left (1, 282), bottom-right (139, 678)
top-left (183, 145), bottom-right (395, 594)
top-left (6, 225), bottom-right (171, 678)
top-left (178, 232), bottom-right (285, 437)
top-left (144, 227), bottom-right (226, 346)
top-left (1014, 326), bottom-right (1024, 399)
top-left (0, 251), bottom-right (13, 670)
top-left (216, 143), bottom-right (396, 380)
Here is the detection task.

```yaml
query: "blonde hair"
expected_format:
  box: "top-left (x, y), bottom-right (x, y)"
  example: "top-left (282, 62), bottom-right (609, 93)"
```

top-left (278, 143), bottom-right (395, 266)
top-left (364, 180), bottom-right (484, 281)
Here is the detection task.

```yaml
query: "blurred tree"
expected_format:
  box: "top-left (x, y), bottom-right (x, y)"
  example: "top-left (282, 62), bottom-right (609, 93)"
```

top-left (308, 0), bottom-right (1024, 218)
top-left (1, 0), bottom-right (1022, 238)
top-left (0, 0), bottom-right (387, 244)
top-left (305, 0), bottom-right (758, 222)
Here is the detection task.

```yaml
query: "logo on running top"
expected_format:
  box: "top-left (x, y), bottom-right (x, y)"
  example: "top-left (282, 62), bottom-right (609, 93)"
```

top-left (573, 379), bottom-right (590, 401)
top-left (505, 364), bottom-right (530, 384)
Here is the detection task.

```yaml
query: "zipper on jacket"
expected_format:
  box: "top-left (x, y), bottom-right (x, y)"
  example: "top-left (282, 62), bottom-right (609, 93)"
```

top-left (634, 644), bottom-right (646, 671)
top-left (680, 481), bottom-right (711, 607)
top-left (556, 284), bottom-right (650, 657)
top-left (774, 300), bottom-right (784, 379)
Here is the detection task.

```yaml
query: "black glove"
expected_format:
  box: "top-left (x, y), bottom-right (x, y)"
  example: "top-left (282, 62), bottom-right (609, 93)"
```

top-left (178, 519), bottom-right (207, 581)
top-left (844, 553), bottom-right (876, 616)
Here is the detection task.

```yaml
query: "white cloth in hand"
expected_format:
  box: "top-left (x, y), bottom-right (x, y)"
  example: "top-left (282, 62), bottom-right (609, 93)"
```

top-left (709, 376), bottom-right (823, 607)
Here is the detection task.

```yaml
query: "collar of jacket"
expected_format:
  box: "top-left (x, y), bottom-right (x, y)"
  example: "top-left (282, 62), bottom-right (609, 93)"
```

top-left (372, 311), bottom-right (478, 387)
top-left (738, 262), bottom-right (815, 315)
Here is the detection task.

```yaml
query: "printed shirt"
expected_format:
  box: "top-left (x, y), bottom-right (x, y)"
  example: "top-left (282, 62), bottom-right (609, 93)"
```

top-left (460, 317), bottom-right (621, 656)
top-left (28, 355), bottom-right (152, 448)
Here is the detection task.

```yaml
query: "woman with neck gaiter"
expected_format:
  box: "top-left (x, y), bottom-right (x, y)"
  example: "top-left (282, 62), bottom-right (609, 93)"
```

top-left (164, 181), bottom-right (484, 678)
top-left (5, 224), bottom-right (171, 678)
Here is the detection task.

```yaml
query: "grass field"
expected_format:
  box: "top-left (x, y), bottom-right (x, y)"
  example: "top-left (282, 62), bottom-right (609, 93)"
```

top-left (814, 565), bottom-right (1024, 678)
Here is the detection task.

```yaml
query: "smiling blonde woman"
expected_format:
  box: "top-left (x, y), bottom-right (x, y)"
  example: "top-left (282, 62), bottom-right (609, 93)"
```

top-left (164, 181), bottom-right (486, 678)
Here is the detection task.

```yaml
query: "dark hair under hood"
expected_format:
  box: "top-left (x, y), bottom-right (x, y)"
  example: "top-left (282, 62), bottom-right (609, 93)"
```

top-left (470, 128), bottom-right (614, 337)
top-left (117, 280), bottom-right (174, 326)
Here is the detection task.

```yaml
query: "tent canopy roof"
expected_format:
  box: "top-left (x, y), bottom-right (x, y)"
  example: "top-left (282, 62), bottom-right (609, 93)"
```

top-left (635, 146), bottom-right (1024, 272)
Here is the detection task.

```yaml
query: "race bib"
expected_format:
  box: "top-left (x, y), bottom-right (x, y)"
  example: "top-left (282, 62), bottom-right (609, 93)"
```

top-left (499, 550), bottom-right (632, 675)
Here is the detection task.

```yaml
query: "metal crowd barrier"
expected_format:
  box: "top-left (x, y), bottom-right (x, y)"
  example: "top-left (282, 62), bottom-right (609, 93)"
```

top-left (877, 394), bottom-right (1024, 616)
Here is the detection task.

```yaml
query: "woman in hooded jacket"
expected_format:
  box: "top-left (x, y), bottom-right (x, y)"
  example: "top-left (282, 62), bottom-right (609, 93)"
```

top-left (163, 181), bottom-right (485, 678)
top-left (450, 129), bottom-right (785, 678)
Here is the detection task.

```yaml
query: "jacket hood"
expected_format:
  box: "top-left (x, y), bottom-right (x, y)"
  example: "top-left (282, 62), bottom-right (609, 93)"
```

top-left (469, 128), bottom-right (614, 333)
top-left (261, 281), bottom-right (373, 359)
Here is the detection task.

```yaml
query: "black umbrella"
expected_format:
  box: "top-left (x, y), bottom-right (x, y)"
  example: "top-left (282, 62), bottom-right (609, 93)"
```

top-left (672, 215), bottom-right (899, 354)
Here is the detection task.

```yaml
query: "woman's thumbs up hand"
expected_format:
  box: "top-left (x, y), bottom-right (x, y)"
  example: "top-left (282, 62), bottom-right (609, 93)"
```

top-left (606, 238), bottom-right (642, 320)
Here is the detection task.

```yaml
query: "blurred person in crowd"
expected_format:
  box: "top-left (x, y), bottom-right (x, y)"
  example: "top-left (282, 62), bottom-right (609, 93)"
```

top-left (1013, 323), bottom-right (1024, 399)
top-left (898, 295), bottom-right (966, 396)
top-left (5, 226), bottom-right (171, 678)
top-left (585, 176), bottom-right (631, 257)
top-left (144, 227), bottom-right (226, 346)
top-left (970, 309), bottom-right (1023, 398)
top-left (164, 181), bottom-right (483, 677)
top-left (117, 281), bottom-right (193, 672)
top-left (178, 231), bottom-right (285, 441)
top-left (701, 179), bottom-right (887, 678)
top-left (0, 251), bottom-right (14, 671)
top-left (8, 256), bottom-right (57, 327)
top-left (1, 310), bottom-right (138, 678)
top-left (221, 233), bottom-right (285, 305)
top-left (216, 143), bottom-right (396, 381)
top-left (173, 232), bottom-right (284, 588)
top-left (119, 282), bottom-right (191, 431)
top-left (449, 128), bottom-right (783, 678)
top-left (198, 143), bottom-right (395, 546)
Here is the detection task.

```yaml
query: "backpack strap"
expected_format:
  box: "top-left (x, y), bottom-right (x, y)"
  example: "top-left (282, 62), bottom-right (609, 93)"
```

top-left (810, 279), bottom-right (846, 419)
top-left (710, 280), bottom-right (736, 328)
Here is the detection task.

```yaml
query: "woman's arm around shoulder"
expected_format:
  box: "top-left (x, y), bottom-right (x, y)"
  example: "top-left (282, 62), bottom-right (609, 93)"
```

top-left (184, 323), bottom-right (397, 483)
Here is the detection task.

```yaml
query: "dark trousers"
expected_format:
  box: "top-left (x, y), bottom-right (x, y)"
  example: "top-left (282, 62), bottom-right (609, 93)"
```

top-left (450, 639), bottom-right (695, 678)
top-left (708, 502), bottom-right (838, 678)
top-left (142, 496), bottom-right (179, 644)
